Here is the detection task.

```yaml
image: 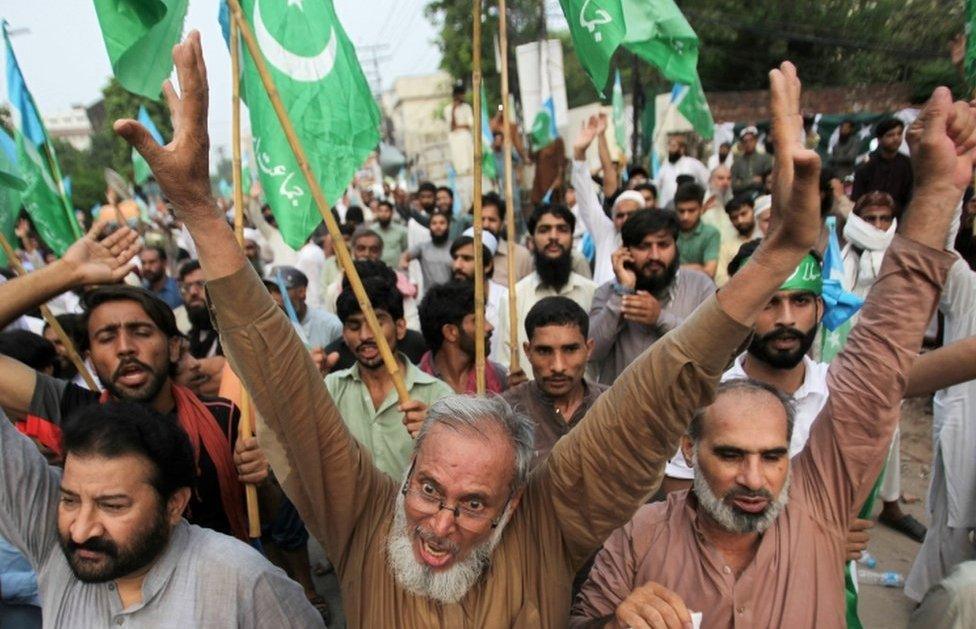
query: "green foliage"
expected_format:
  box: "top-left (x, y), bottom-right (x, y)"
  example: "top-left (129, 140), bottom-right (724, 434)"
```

top-left (56, 78), bottom-right (172, 212)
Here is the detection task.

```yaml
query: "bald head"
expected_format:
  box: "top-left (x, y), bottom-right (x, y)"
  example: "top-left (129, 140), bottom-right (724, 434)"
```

top-left (688, 379), bottom-right (793, 445)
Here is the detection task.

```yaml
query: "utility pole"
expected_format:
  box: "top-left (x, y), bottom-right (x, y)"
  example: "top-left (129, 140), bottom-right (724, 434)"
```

top-left (356, 44), bottom-right (391, 99)
top-left (631, 52), bottom-right (643, 163)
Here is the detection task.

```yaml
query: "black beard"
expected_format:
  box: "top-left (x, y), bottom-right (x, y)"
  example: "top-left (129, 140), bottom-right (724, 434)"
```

top-left (378, 217), bottom-right (391, 228)
top-left (668, 152), bottom-right (681, 163)
top-left (735, 221), bottom-right (756, 237)
top-left (747, 324), bottom-right (818, 369)
top-left (634, 257), bottom-right (679, 295)
top-left (60, 501), bottom-right (170, 583)
top-left (186, 304), bottom-right (212, 331)
top-left (534, 247), bottom-right (573, 291)
top-left (100, 358), bottom-right (170, 404)
top-left (431, 231), bottom-right (450, 246)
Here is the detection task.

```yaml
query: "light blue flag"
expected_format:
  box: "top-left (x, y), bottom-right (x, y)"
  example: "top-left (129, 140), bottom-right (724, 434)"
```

top-left (4, 24), bottom-right (44, 148)
top-left (821, 216), bottom-right (863, 331)
top-left (138, 106), bottom-right (164, 144)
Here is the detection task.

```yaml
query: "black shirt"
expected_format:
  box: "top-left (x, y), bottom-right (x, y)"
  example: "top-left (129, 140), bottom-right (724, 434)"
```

top-left (852, 150), bottom-right (913, 211)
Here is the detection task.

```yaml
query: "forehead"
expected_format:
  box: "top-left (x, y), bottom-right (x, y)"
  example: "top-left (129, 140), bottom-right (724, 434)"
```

top-left (482, 204), bottom-right (500, 219)
top-left (62, 452), bottom-right (157, 495)
top-left (534, 213), bottom-right (569, 229)
top-left (431, 214), bottom-right (449, 223)
top-left (140, 249), bottom-right (162, 261)
top-left (355, 235), bottom-right (381, 247)
top-left (638, 230), bottom-right (674, 246)
top-left (702, 390), bottom-right (789, 447)
top-left (859, 204), bottom-right (893, 216)
top-left (182, 268), bottom-right (204, 283)
top-left (616, 201), bottom-right (641, 215)
top-left (676, 201), bottom-right (701, 212)
top-left (416, 422), bottom-right (515, 494)
top-left (529, 323), bottom-right (585, 345)
top-left (453, 243), bottom-right (474, 258)
top-left (88, 299), bottom-right (156, 331)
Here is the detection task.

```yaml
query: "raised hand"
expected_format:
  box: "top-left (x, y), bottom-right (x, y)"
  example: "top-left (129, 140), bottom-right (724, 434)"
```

top-left (595, 112), bottom-right (609, 135)
top-left (62, 222), bottom-right (141, 286)
top-left (766, 62), bottom-right (822, 254)
top-left (114, 31), bottom-right (215, 226)
top-left (902, 87), bottom-right (976, 249)
top-left (573, 115), bottom-right (601, 160)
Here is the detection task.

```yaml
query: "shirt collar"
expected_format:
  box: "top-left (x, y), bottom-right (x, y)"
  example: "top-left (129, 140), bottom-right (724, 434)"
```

top-left (527, 271), bottom-right (583, 295)
top-left (129, 520), bottom-right (191, 610)
top-left (340, 352), bottom-right (434, 390)
top-left (727, 353), bottom-right (829, 403)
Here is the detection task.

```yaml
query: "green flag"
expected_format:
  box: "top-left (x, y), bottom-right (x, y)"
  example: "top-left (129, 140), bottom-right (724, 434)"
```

top-left (0, 130), bottom-right (22, 266)
top-left (480, 85), bottom-right (497, 181)
top-left (14, 129), bottom-right (78, 256)
top-left (530, 108), bottom-right (556, 151)
top-left (612, 69), bottom-right (626, 152)
top-left (967, 0), bottom-right (976, 87)
top-left (93, 0), bottom-right (189, 100)
top-left (238, 0), bottom-right (380, 249)
top-left (559, 0), bottom-right (701, 96)
top-left (675, 80), bottom-right (714, 140)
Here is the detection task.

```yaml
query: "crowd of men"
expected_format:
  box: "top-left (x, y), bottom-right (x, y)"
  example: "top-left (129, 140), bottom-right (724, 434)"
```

top-left (2, 32), bottom-right (976, 628)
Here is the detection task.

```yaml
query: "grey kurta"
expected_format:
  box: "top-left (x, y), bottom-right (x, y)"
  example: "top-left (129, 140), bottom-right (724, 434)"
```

top-left (0, 414), bottom-right (322, 628)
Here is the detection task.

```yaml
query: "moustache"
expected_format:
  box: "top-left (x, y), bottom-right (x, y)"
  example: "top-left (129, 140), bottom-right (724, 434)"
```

top-left (758, 327), bottom-right (804, 344)
top-left (66, 536), bottom-right (118, 557)
top-left (414, 525), bottom-right (460, 555)
top-left (111, 358), bottom-right (153, 382)
top-left (724, 486), bottom-right (774, 505)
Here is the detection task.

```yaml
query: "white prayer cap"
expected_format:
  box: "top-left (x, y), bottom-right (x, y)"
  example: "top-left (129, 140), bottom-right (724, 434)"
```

top-left (613, 190), bottom-right (647, 212)
top-left (462, 226), bottom-right (498, 256)
top-left (753, 195), bottom-right (772, 218)
top-left (739, 125), bottom-right (759, 139)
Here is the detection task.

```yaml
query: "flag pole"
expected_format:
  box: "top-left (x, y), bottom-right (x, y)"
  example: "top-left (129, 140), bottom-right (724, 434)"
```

top-left (0, 232), bottom-right (98, 390)
top-left (226, 0), bottom-right (411, 405)
top-left (229, 14), bottom-right (261, 540)
top-left (497, 0), bottom-right (519, 377)
top-left (471, 0), bottom-right (487, 394)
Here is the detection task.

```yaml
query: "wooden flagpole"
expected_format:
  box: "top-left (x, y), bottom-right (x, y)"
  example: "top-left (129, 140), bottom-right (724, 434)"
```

top-left (229, 15), bottom-right (261, 540)
top-left (0, 232), bottom-right (98, 391)
top-left (497, 0), bottom-right (520, 376)
top-left (471, 0), bottom-right (487, 394)
top-left (226, 0), bottom-right (410, 405)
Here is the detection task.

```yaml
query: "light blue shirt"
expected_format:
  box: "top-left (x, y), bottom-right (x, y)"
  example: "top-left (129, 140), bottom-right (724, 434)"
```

top-left (0, 537), bottom-right (38, 606)
top-left (300, 306), bottom-right (342, 349)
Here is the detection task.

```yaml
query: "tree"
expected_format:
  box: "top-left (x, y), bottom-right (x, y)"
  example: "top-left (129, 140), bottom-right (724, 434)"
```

top-left (99, 78), bottom-right (173, 180)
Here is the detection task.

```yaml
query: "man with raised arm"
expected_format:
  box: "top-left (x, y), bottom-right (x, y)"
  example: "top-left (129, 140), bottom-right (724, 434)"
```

top-left (116, 33), bottom-right (831, 626)
top-left (570, 84), bottom-right (974, 629)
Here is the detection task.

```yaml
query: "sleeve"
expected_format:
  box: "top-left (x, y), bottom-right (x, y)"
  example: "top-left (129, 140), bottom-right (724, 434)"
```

top-left (207, 263), bottom-right (393, 571)
top-left (587, 283), bottom-right (624, 363)
top-left (408, 243), bottom-right (423, 260)
top-left (541, 296), bottom-right (750, 566)
top-left (795, 236), bottom-right (956, 528)
top-left (0, 570), bottom-right (38, 604)
top-left (572, 160), bottom-right (614, 243)
top-left (27, 373), bottom-right (69, 425)
top-left (702, 229), bottom-right (721, 263)
top-left (0, 413), bottom-right (61, 567)
top-left (244, 568), bottom-right (326, 628)
top-left (570, 519), bottom-right (639, 626)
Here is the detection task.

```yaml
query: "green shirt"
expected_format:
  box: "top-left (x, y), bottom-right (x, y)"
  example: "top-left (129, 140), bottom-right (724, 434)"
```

top-left (325, 356), bottom-right (453, 479)
top-left (374, 223), bottom-right (409, 270)
top-left (677, 221), bottom-right (721, 266)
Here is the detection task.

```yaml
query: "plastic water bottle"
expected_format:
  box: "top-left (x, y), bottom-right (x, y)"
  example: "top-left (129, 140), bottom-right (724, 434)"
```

top-left (857, 551), bottom-right (877, 569)
top-left (858, 569), bottom-right (904, 588)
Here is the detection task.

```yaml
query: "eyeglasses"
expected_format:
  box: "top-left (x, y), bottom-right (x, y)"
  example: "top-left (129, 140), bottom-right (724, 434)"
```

top-left (400, 460), bottom-right (511, 532)
top-left (180, 280), bottom-right (206, 293)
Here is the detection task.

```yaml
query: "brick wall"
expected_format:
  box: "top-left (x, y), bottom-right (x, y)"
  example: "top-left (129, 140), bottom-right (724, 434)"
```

top-left (706, 83), bottom-right (914, 123)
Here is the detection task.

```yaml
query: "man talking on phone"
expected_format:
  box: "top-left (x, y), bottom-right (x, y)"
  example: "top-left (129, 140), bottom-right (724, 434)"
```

top-left (588, 209), bottom-right (715, 385)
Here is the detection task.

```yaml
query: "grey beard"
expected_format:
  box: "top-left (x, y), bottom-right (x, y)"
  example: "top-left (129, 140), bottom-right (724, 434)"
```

top-left (692, 448), bottom-right (791, 534)
top-left (386, 492), bottom-right (511, 604)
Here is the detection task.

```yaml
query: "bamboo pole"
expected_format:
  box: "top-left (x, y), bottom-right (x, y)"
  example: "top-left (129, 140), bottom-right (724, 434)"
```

top-left (497, 0), bottom-right (520, 376)
top-left (226, 0), bottom-right (410, 404)
top-left (0, 232), bottom-right (98, 390)
top-left (229, 16), bottom-right (261, 540)
top-left (471, 0), bottom-right (487, 394)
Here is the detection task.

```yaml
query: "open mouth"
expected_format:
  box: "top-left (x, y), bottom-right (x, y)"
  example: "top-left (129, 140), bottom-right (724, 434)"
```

top-left (732, 496), bottom-right (769, 514)
top-left (116, 363), bottom-right (149, 387)
top-left (416, 537), bottom-right (455, 569)
top-left (357, 344), bottom-right (379, 360)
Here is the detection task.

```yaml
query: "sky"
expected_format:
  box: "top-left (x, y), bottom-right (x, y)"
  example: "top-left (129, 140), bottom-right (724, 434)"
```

top-left (2, 0), bottom-right (441, 157)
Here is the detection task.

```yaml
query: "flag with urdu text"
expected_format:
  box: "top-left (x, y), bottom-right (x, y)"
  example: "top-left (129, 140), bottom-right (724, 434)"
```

top-left (0, 129), bottom-right (23, 266)
top-left (612, 69), bottom-right (626, 152)
top-left (233, 0), bottom-right (381, 249)
top-left (93, 0), bottom-right (189, 100)
top-left (133, 106), bottom-right (165, 185)
top-left (5, 23), bottom-right (81, 256)
top-left (558, 0), bottom-right (706, 97)
top-left (480, 85), bottom-right (497, 181)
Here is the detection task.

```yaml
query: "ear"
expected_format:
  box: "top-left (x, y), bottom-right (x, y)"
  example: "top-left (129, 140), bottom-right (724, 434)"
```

top-left (396, 318), bottom-right (407, 341)
top-left (166, 487), bottom-right (192, 525)
top-left (442, 323), bottom-right (459, 344)
top-left (680, 435), bottom-right (695, 468)
top-left (168, 336), bottom-right (182, 366)
top-left (585, 338), bottom-right (596, 361)
top-left (815, 296), bottom-right (825, 325)
top-left (522, 340), bottom-right (531, 356)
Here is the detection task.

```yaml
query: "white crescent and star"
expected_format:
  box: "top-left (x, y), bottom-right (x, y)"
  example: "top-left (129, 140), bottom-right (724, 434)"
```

top-left (254, 0), bottom-right (337, 82)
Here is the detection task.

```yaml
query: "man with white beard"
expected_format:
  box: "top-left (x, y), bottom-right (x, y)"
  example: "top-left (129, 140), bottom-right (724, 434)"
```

top-left (570, 81), bottom-right (974, 629)
top-left (118, 36), bottom-right (916, 627)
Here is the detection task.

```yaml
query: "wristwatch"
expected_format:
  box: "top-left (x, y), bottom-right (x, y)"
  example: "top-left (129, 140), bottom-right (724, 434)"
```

top-left (612, 282), bottom-right (636, 296)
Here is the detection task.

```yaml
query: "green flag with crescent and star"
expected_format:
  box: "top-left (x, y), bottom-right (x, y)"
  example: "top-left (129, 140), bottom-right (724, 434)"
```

top-left (93, 0), bottom-right (189, 100)
top-left (238, 0), bottom-right (381, 250)
top-left (558, 0), bottom-right (703, 96)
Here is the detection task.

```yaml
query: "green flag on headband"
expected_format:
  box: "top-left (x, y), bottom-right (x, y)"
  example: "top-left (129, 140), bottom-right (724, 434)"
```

top-left (93, 0), bottom-right (189, 100)
top-left (558, 0), bottom-right (702, 96)
top-left (239, 0), bottom-right (380, 249)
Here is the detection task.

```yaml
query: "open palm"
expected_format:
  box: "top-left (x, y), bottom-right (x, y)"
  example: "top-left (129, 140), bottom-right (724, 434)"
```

top-left (62, 223), bottom-right (141, 286)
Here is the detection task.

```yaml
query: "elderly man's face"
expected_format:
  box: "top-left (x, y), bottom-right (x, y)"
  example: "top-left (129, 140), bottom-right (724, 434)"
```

top-left (389, 422), bottom-right (522, 602)
top-left (612, 200), bottom-right (641, 232)
top-left (710, 167), bottom-right (732, 193)
top-left (680, 389), bottom-right (791, 535)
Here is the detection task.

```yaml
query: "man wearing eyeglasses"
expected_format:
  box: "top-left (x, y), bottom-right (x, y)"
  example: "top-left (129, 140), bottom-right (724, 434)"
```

top-left (119, 35), bottom-right (831, 626)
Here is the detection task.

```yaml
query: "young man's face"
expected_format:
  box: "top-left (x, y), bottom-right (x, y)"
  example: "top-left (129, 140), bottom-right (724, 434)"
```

top-left (531, 213), bottom-right (573, 259)
top-left (342, 310), bottom-right (406, 370)
top-left (59, 451), bottom-right (189, 583)
top-left (880, 126), bottom-right (904, 154)
top-left (375, 203), bottom-right (394, 225)
top-left (630, 230), bottom-right (677, 281)
top-left (749, 290), bottom-right (822, 369)
top-left (675, 200), bottom-right (703, 232)
top-left (481, 204), bottom-right (502, 236)
top-left (418, 189), bottom-right (436, 211)
top-left (87, 301), bottom-right (179, 405)
top-left (523, 323), bottom-right (593, 399)
top-left (139, 250), bottom-right (166, 284)
top-left (857, 204), bottom-right (894, 231)
top-left (430, 214), bottom-right (451, 239)
top-left (451, 242), bottom-right (492, 282)
top-left (728, 204), bottom-right (756, 237)
top-left (435, 190), bottom-right (453, 212)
